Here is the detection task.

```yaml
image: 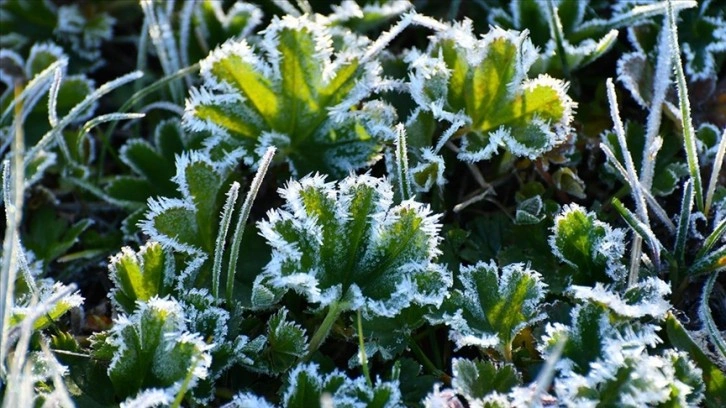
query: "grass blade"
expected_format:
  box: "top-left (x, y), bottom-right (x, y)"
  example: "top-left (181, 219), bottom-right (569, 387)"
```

top-left (700, 271), bottom-right (726, 362)
top-left (226, 147), bottom-right (276, 304)
top-left (675, 179), bottom-right (694, 264)
top-left (705, 127), bottom-right (726, 215)
top-left (667, 0), bottom-right (704, 212)
top-left (213, 182), bottom-right (240, 300)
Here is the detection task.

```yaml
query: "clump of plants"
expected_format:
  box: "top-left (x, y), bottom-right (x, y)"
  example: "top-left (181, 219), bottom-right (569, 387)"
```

top-left (1, 0), bottom-right (725, 407)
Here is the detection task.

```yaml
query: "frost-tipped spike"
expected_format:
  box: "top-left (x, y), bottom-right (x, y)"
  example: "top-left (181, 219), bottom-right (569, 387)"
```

top-left (226, 147), bottom-right (276, 304)
top-left (213, 182), bottom-right (240, 300)
top-left (393, 123), bottom-right (411, 201)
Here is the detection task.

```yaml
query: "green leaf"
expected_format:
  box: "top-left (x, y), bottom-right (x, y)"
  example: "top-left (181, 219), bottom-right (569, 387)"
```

top-left (256, 309), bottom-right (308, 376)
top-left (541, 303), bottom-right (608, 375)
top-left (105, 296), bottom-right (211, 399)
top-left (24, 205), bottom-right (93, 269)
top-left (666, 312), bottom-right (726, 407)
top-left (141, 151), bottom-right (233, 288)
top-left (256, 173), bottom-right (450, 317)
top-left (451, 358), bottom-right (521, 400)
top-left (185, 16), bottom-right (391, 177)
top-left (515, 196), bottom-right (545, 225)
top-left (108, 241), bottom-right (173, 314)
top-left (282, 363), bottom-right (402, 408)
top-left (549, 204), bottom-right (626, 285)
top-left (410, 25), bottom-right (575, 162)
top-left (438, 261), bottom-right (546, 360)
top-left (10, 281), bottom-right (84, 331)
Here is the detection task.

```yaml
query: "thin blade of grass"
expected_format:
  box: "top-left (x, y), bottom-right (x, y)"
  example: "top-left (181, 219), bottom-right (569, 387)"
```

top-left (213, 182), bottom-right (240, 300)
top-left (668, 0), bottom-right (704, 211)
top-left (675, 179), bottom-right (694, 264)
top-left (226, 147), bottom-right (276, 304)
top-left (705, 127), bottom-right (726, 215)
top-left (700, 271), bottom-right (726, 362)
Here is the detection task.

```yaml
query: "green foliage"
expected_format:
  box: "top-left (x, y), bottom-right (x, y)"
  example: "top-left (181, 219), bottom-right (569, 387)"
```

top-left (549, 204), bottom-right (627, 285)
top-left (102, 296), bottom-right (211, 401)
top-left (184, 14), bottom-right (394, 177)
top-left (24, 204), bottom-right (92, 270)
top-left (105, 119), bottom-right (192, 232)
top-left (229, 362), bottom-right (402, 408)
top-left (408, 22), bottom-right (576, 163)
top-left (0, 0), bottom-right (115, 71)
top-left (140, 151), bottom-right (234, 289)
top-left (107, 241), bottom-right (173, 314)
top-left (3, 1), bottom-right (726, 406)
top-left (489, 0), bottom-right (620, 74)
top-left (451, 358), bottom-right (521, 400)
top-left (434, 261), bottom-right (546, 361)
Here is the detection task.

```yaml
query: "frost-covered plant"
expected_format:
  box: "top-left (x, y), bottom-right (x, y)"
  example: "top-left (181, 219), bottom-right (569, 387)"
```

top-left (226, 362), bottom-right (402, 408)
top-left (0, 42), bottom-right (95, 180)
top-left (4, 0), bottom-right (726, 406)
top-left (255, 172), bottom-right (450, 353)
top-left (406, 21), bottom-right (576, 173)
top-left (432, 261), bottom-right (546, 362)
top-left (107, 241), bottom-right (173, 315)
top-left (0, 0), bottom-right (115, 71)
top-left (487, 0), bottom-right (619, 75)
top-left (549, 203), bottom-right (627, 287)
top-left (105, 119), bottom-right (193, 233)
top-left (541, 303), bottom-right (704, 406)
top-left (617, 0), bottom-right (726, 82)
top-left (140, 150), bottom-right (236, 290)
top-left (95, 296), bottom-right (212, 403)
top-left (183, 14), bottom-right (397, 177)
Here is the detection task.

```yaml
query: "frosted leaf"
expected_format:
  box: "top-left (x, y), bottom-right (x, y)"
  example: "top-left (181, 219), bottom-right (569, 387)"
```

top-left (223, 393), bottom-right (276, 408)
top-left (621, 0), bottom-right (725, 81)
top-left (184, 14), bottom-right (394, 177)
top-left (435, 261), bottom-right (546, 358)
top-left (119, 388), bottom-right (173, 408)
top-left (255, 173), bottom-right (449, 317)
top-left (537, 300), bottom-right (704, 406)
top-left (10, 281), bottom-right (84, 331)
top-left (515, 196), bottom-right (545, 225)
top-left (105, 296), bottom-right (212, 399)
top-left (451, 358), bottom-right (521, 401)
top-left (410, 148), bottom-right (446, 192)
top-left (549, 204), bottom-right (627, 285)
top-left (252, 308), bottom-right (308, 376)
top-left (108, 241), bottom-right (174, 315)
top-left (0, 0), bottom-right (114, 70)
top-left (488, 0), bottom-right (621, 75)
top-left (408, 25), bottom-right (576, 162)
top-left (568, 277), bottom-right (671, 319)
top-left (282, 362), bottom-right (402, 408)
top-left (139, 151), bottom-right (234, 290)
top-left (326, 0), bottom-right (412, 32)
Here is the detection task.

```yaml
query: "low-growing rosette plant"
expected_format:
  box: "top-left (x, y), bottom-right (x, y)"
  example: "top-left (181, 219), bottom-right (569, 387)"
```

top-left (254, 172), bottom-right (451, 355)
top-left (183, 13), bottom-right (397, 177)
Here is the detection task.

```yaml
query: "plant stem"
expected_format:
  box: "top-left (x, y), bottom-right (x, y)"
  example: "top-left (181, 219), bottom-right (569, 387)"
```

top-left (503, 341), bottom-right (513, 363)
top-left (0, 80), bottom-right (25, 378)
top-left (305, 301), bottom-right (345, 361)
top-left (357, 310), bottom-right (373, 388)
top-left (171, 356), bottom-right (198, 408)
